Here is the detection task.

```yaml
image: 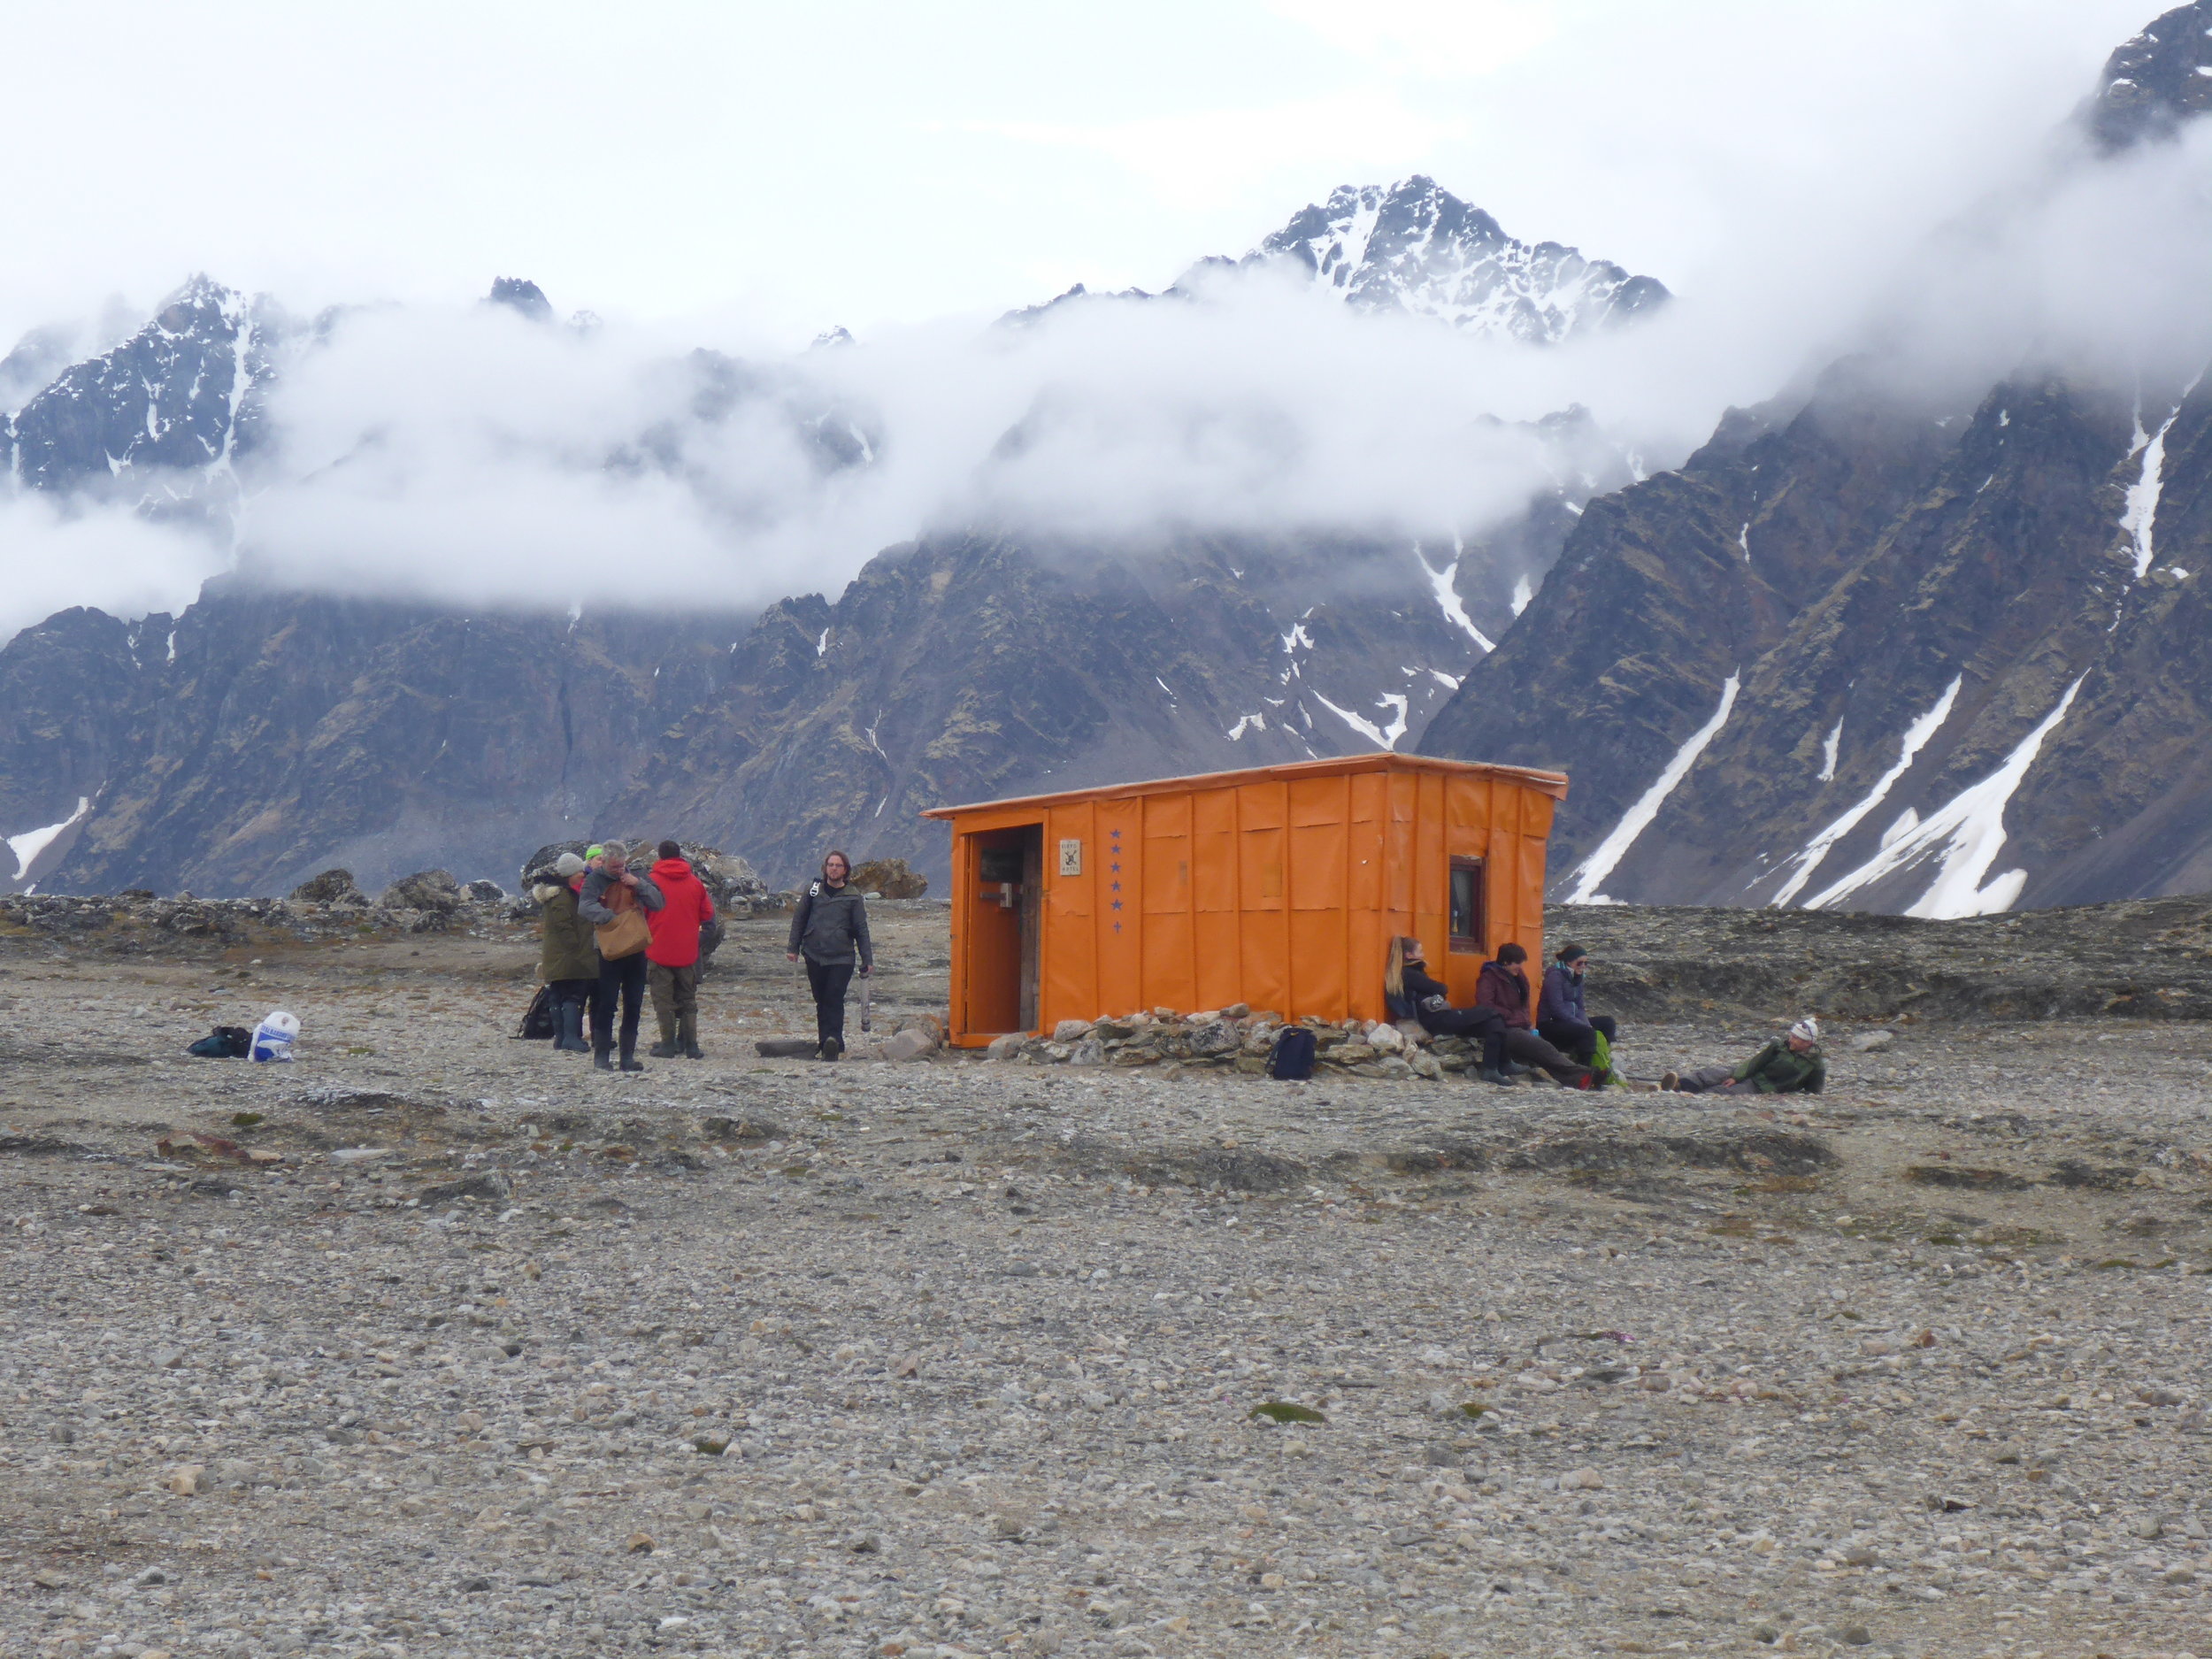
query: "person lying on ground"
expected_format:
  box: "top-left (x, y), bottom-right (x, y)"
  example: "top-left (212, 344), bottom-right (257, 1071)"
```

top-left (1663, 1018), bottom-right (1826, 1094)
top-left (1538, 943), bottom-right (1619, 1068)
top-left (579, 841), bottom-right (665, 1073)
top-left (1475, 941), bottom-right (1597, 1088)
top-left (1383, 935), bottom-right (1512, 1086)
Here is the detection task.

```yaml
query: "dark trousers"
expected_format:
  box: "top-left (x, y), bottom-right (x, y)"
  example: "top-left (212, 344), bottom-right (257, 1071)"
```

top-left (649, 962), bottom-right (699, 1048)
top-left (1503, 1027), bottom-right (1591, 1086)
top-left (805, 957), bottom-right (854, 1047)
top-left (594, 951), bottom-right (649, 1056)
top-left (1539, 1014), bottom-right (1617, 1066)
top-left (1422, 1006), bottom-right (1509, 1073)
top-left (1674, 1064), bottom-right (1749, 1094)
top-left (549, 977), bottom-right (595, 1018)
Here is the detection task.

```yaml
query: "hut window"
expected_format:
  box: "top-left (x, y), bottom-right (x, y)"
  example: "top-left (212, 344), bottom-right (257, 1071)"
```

top-left (1448, 857), bottom-right (1486, 954)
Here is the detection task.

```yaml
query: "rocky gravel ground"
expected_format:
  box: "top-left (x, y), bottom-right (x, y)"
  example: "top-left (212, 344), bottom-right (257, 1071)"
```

top-left (3, 901), bottom-right (2209, 1659)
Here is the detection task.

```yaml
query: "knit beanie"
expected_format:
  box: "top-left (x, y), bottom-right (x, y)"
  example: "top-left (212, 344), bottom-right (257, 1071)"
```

top-left (555, 852), bottom-right (585, 877)
top-left (1789, 1017), bottom-right (1820, 1043)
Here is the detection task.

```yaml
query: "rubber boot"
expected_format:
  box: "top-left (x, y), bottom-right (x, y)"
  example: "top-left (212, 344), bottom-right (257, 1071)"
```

top-left (557, 1002), bottom-right (588, 1053)
top-left (619, 1035), bottom-right (646, 1073)
top-left (593, 1042), bottom-right (613, 1072)
top-left (649, 1041), bottom-right (679, 1059)
top-left (680, 1009), bottom-right (702, 1059)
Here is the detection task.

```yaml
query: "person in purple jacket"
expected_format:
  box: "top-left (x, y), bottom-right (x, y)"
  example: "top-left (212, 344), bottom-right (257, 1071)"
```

top-left (1537, 943), bottom-right (1618, 1070)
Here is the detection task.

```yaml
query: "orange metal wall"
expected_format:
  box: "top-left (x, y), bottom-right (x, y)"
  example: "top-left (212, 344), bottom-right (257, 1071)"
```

top-left (939, 761), bottom-right (1556, 1044)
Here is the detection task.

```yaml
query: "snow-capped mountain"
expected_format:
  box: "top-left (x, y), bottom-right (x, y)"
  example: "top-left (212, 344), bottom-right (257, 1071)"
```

top-left (1421, 0), bottom-right (2212, 918)
top-left (8, 5), bottom-right (2212, 907)
top-left (2086, 0), bottom-right (2212, 149)
top-left (1231, 176), bottom-right (1671, 342)
top-left (4, 274), bottom-right (286, 509)
top-left (1008, 175), bottom-right (1669, 346)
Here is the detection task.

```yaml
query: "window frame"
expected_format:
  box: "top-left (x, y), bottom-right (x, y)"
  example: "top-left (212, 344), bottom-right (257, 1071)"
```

top-left (1448, 856), bottom-right (1487, 956)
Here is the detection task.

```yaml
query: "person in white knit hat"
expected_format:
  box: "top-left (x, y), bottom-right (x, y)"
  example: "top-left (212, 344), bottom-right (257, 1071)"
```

top-left (1662, 1018), bottom-right (1825, 1095)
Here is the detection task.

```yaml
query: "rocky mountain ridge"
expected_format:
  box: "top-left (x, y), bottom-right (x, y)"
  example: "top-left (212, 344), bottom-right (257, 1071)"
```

top-left (1417, 0), bottom-right (2212, 917)
top-left (1005, 174), bottom-right (1669, 344)
top-left (6, 5), bottom-right (2212, 910)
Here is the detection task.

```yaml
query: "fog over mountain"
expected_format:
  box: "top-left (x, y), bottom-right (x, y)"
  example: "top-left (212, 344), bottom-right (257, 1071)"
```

top-left (4, 2), bottom-right (2211, 908)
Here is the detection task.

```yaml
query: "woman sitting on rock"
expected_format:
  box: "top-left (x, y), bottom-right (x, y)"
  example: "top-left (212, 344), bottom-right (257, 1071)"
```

top-left (1663, 1018), bottom-right (1826, 1095)
top-left (1383, 936), bottom-right (1513, 1086)
top-left (1474, 942), bottom-right (1597, 1088)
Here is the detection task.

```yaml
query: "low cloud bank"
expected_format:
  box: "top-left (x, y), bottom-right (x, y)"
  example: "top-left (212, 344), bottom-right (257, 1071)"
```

top-left (9, 109), bottom-right (2212, 642)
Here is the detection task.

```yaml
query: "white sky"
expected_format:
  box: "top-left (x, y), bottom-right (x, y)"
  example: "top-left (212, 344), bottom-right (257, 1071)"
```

top-left (0, 0), bottom-right (2161, 345)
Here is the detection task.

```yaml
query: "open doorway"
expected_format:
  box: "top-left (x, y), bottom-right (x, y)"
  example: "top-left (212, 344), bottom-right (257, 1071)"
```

top-left (965, 825), bottom-right (1042, 1034)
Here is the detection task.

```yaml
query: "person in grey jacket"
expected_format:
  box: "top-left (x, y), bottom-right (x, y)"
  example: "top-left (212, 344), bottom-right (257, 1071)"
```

top-left (579, 840), bottom-right (664, 1072)
top-left (787, 849), bottom-right (872, 1060)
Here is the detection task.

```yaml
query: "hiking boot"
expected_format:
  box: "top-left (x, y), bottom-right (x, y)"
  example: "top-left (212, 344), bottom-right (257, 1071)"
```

top-left (818, 1036), bottom-right (842, 1062)
top-left (556, 1002), bottom-right (588, 1052)
top-left (649, 1041), bottom-right (679, 1059)
top-left (1478, 1066), bottom-right (1514, 1087)
top-left (1660, 1071), bottom-right (1680, 1092)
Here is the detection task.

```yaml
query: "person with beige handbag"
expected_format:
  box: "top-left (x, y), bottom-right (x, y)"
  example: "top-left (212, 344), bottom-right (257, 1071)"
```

top-left (577, 840), bottom-right (665, 1071)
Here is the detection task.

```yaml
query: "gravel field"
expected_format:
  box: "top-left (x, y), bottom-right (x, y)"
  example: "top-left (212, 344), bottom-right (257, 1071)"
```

top-left (3, 900), bottom-right (2209, 1659)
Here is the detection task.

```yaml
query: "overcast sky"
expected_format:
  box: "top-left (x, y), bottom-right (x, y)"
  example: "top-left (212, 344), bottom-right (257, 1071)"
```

top-left (0, 0), bottom-right (2162, 345)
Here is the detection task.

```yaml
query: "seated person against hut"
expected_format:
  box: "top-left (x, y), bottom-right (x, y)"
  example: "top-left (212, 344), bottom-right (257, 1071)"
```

top-left (1475, 942), bottom-right (1596, 1088)
top-left (1383, 936), bottom-right (1512, 1086)
top-left (1537, 943), bottom-right (1617, 1068)
top-left (1663, 1018), bottom-right (1826, 1094)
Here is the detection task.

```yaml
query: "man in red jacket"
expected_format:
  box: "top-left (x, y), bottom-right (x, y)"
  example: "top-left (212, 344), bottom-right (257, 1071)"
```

top-left (644, 840), bottom-right (716, 1059)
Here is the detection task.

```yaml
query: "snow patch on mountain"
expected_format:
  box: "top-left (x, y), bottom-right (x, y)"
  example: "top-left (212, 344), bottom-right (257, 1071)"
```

top-left (1565, 672), bottom-right (1740, 905)
top-left (1807, 677), bottom-right (2088, 918)
top-left (1770, 677), bottom-right (1962, 908)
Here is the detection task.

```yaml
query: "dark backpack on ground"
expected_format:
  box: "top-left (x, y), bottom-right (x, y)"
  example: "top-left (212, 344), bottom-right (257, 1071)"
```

top-left (188, 1025), bottom-right (252, 1059)
top-left (518, 984), bottom-right (557, 1041)
top-left (1268, 1026), bottom-right (1317, 1080)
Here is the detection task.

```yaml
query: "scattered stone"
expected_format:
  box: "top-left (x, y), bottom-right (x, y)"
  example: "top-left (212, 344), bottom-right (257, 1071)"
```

top-left (883, 1028), bottom-right (938, 1063)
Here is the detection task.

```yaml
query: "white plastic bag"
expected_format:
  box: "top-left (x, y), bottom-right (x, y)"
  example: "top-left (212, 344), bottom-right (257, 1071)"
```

top-left (250, 1009), bottom-right (300, 1062)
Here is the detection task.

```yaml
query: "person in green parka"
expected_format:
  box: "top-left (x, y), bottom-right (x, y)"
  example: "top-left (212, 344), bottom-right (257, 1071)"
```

top-left (1663, 1018), bottom-right (1826, 1095)
top-left (532, 852), bottom-right (598, 1053)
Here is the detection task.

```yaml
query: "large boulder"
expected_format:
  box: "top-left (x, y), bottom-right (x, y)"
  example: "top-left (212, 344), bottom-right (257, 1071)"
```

top-left (380, 869), bottom-right (463, 912)
top-left (289, 868), bottom-right (366, 906)
top-left (849, 857), bottom-right (927, 899)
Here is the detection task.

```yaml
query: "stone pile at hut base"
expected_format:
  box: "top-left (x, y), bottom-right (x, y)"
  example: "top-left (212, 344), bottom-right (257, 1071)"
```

top-left (989, 1008), bottom-right (1463, 1081)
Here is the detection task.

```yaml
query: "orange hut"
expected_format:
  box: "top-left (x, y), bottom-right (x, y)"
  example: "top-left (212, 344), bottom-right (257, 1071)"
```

top-left (920, 753), bottom-right (1568, 1048)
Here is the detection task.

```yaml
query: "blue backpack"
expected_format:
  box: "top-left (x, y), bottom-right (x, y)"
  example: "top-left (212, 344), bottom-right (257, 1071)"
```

top-left (1268, 1026), bottom-right (1317, 1080)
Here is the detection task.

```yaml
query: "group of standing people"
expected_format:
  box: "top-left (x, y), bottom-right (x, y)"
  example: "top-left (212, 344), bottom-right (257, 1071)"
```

top-left (533, 843), bottom-right (878, 1071)
top-left (1386, 935), bottom-right (1826, 1095)
top-left (533, 840), bottom-right (716, 1072)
